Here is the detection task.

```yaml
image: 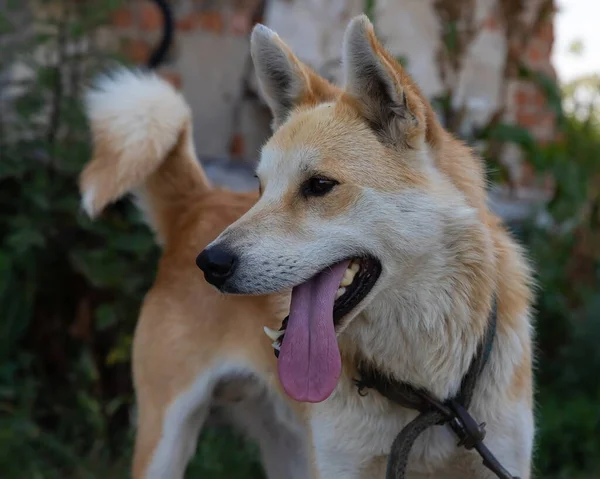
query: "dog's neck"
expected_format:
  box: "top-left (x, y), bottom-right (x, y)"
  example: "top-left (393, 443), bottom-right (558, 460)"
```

top-left (342, 231), bottom-right (496, 401)
top-left (344, 290), bottom-right (489, 401)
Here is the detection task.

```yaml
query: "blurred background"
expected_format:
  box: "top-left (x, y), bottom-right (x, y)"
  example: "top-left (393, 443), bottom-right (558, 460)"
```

top-left (1, 0), bottom-right (599, 477)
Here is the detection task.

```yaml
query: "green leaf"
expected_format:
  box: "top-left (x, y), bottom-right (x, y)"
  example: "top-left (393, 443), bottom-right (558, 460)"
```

top-left (13, 90), bottom-right (46, 118)
top-left (5, 228), bottom-right (46, 256)
top-left (0, 255), bottom-right (34, 361)
top-left (518, 64), bottom-right (565, 125)
top-left (443, 22), bottom-right (458, 54)
top-left (0, 13), bottom-right (14, 35)
top-left (105, 396), bottom-right (127, 417)
top-left (69, 248), bottom-right (133, 289)
top-left (32, 32), bottom-right (54, 46)
top-left (94, 304), bottom-right (118, 331)
top-left (364, 0), bottom-right (375, 20)
top-left (106, 334), bottom-right (132, 365)
top-left (395, 55), bottom-right (409, 68)
top-left (77, 349), bottom-right (99, 384)
top-left (68, 21), bottom-right (86, 39)
top-left (6, 0), bottom-right (21, 10)
top-left (487, 123), bottom-right (537, 153)
top-left (37, 66), bottom-right (59, 90)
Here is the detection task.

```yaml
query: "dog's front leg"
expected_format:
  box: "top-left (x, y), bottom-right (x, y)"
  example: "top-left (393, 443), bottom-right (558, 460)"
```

top-left (229, 390), bottom-right (320, 479)
top-left (132, 379), bottom-right (211, 479)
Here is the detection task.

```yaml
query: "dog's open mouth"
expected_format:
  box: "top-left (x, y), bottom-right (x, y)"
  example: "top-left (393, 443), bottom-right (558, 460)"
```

top-left (263, 257), bottom-right (381, 403)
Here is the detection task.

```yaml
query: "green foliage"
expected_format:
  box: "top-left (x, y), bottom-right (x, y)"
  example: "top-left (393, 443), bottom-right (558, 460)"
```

top-left (364, 0), bottom-right (376, 21)
top-left (0, 3), bottom-right (150, 476)
top-left (187, 427), bottom-right (265, 479)
top-left (499, 87), bottom-right (600, 476)
top-left (0, 2), bottom-right (264, 478)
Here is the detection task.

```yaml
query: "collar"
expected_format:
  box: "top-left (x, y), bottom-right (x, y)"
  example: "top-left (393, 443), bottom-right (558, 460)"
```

top-left (353, 297), bottom-right (520, 479)
top-left (355, 297), bottom-right (497, 410)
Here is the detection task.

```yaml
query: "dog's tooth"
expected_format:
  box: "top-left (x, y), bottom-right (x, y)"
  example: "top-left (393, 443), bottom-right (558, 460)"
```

top-left (340, 269), bottom-right (355, 287)
top-left (335, 287), bottom-right (346, 299)
top-left (264, 326), bottom-right (284, 341)
top-left (350, 262), bottom-right (360, 273)
top-left (272, 341), bottom-right (281, 351)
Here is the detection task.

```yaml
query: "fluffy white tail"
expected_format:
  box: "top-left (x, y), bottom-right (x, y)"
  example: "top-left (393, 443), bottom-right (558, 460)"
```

top-left (79, 68), bottom-right (210, 244)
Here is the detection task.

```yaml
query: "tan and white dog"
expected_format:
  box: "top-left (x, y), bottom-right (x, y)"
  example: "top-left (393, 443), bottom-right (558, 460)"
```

top-left (80, 14), bottom-right (534, 479)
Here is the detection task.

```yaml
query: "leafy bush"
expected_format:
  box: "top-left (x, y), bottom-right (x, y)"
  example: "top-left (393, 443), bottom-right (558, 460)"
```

top-left (0, 2), bottom-right (262, 478)
top-left (491, 82), bottom-right (600, 477)
top-left (0, 2), bottom-right (153, 477)
top-left (526, 119), bottom-right (600, 477)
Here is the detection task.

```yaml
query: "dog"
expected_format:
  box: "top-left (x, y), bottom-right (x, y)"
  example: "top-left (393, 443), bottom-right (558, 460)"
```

top-left (80, 14), bottom-right (534, 479)
top-left (79, 69), bottom-right (318, 478)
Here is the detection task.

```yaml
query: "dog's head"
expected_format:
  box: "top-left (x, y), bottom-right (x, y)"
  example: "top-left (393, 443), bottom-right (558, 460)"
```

top-left (197, 15), bottom-right (485, 402)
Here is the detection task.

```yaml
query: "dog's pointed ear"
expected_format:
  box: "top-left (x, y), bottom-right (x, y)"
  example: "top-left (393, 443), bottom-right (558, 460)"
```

top-left (251, 24), bottom-right (337, 129)
top-left (342, 15), bottom-right (425, 146)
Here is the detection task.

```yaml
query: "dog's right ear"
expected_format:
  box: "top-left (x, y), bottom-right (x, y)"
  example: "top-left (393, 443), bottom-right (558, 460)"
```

top-left (250, 24), bottom-right (338, 129)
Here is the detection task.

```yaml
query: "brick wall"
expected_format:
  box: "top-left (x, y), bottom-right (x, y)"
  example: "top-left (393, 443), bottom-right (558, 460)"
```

top-left (107, 0), bottom-right (270, 160)
top-left (106, 0), bottom-right (557, 218)
top-left (505, 16), bottom-right (556, 193)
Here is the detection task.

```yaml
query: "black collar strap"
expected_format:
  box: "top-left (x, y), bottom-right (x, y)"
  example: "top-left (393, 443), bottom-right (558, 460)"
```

top-left (355, 297), bottom-right (521, 479)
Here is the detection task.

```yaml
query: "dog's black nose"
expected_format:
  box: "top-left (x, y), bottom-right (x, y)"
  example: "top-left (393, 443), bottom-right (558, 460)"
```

top-left (196, 245), bottom-right (237, 287)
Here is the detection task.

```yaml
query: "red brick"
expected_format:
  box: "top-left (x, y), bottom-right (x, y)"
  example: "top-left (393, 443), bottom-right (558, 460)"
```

top-left (536, 21), bottom-right (554, 44)
top-left (526, 44), bottom-right (544, 64)
top-left (124, 38), bottom-right (151, 63)
top-left (518, 162), bottom-right (536, 188)
top-left (514, 88), bottom-right (530, 107)
top-left (177, 14), bottom-right (195, 32)
top-left (176, 12), bottom-right (225, 33)
top-left (554, 130), bottom-right (566, 145)
top-left (542, 172), bottom-right (555, 193)
top-left (531, 89), bottom-right (547, 108)
top-left (229, 133), bottom-right (245, 158)
top-left (111, 7), bottom-right (133, 29)
top-left (514, 86), bottom-right (548, 110)
top-left (483, 14), bottom-right (499, 31)
top-left (228, 0), bottom-right (262, 34)
top-left (198, 11), bottom-right (224, 34)
top-left (140, 1), bottom-right (163, 31)
top-left (229, 11), bottom-right (252, 36)
top-left (160, 70), bottom-right (182, 89)
top-left (516, 111), bottom-right (538, 128)
top-left (537, 111), bottom-right (556, 130)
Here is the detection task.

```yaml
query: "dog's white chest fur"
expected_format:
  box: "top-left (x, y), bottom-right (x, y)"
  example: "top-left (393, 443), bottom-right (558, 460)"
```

top-left (310, 377), bottom-right (460, 478)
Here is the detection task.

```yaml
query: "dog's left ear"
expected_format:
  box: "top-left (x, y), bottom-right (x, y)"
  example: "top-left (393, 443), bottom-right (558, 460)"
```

top-left (342, 15), bottom-right (426, 146)
top-left (251, 24), bottom-right (338, 129)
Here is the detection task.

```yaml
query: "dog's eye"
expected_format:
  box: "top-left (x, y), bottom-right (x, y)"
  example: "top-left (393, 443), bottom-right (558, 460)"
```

top-left (302, 176), bottom-right (339, 198)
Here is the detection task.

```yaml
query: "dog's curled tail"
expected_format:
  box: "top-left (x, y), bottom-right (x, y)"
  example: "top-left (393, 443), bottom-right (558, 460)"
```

top-left (79, 68), bottom-right (210, 244)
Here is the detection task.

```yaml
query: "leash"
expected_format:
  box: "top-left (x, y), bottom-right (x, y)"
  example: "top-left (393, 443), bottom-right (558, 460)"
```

top-left (355, 298), bottom-right (521, 479)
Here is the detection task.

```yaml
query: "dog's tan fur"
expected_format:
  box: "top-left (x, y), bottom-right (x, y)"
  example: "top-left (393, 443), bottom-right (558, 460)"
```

top-left (80, 15), bottom-right (534, 479)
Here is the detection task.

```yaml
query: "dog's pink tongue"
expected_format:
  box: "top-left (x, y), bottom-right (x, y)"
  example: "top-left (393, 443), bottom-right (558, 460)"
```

top-left (278, 261), bottom-right (349, 403)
